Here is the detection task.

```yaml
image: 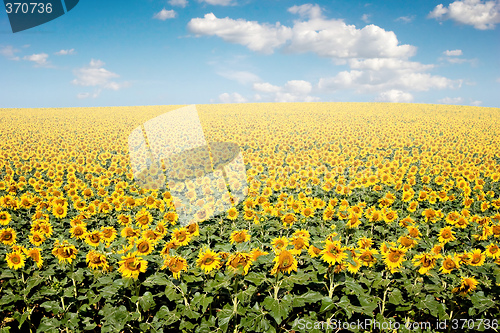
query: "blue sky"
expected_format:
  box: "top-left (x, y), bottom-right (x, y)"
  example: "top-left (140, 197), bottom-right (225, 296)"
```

top-left (1, 0), bottom-right (499, 108)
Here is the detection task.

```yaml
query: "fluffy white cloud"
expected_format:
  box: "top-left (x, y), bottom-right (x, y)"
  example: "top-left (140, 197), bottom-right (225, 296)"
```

top-left (437, 96), bottom-right (464, 104)
top-left (217, 70), bottom-right (260, 85)
top-left (188, 13), bottom-right (292, 54)
top-left (252, 80), bottom-right (319, 102)
top-left (188, 5), bottom-right (415, 58)
top-left (55, 49), bottom-right (75, 55)
top-left (0, 45), bottom-right (21, 60)
top-left (287, 4), bottom-right (323, 19)
top-left (253, 82), bottom-right (281, 93)
top-left (153, 9), bottom-right (177, 20)
top-left (169, 0), bottom-right (188, 7)
top-left (375, 90), bottom-right (414, 103)
top-left (429, 0), bottom-right (500, 30)
top-left (219, 92), bottom-right (247, 103)
top-left (443, 49), bottom-right (463, 56)
top-left (23, 53), bottom-right (50, 67)
top-left (470, 100), bottom-right (483, 105)
top-left (72, 59), bottom-right (129, 98)
top-left (318, 58), bottom-right (458, 94)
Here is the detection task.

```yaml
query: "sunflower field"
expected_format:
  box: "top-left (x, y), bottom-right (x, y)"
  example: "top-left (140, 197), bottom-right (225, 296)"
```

top-left (0, 102), bottom-right (499, 333)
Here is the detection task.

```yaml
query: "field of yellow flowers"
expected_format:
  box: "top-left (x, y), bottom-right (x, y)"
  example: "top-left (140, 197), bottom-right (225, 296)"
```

top-left (0, 102), bottom-right (499, 333)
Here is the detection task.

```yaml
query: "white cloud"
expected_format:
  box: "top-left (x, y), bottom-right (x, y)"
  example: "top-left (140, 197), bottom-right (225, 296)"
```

top-left (23, 53), bottom-right (51, 67)
top-left (217, 70), bottom-right (260, 85)
top-left (437, 96), bottom-right (464, 104)
top-left (497, 77), bottom-right (500, 83)
top-left (287, 4), bottom-right (323, 19)
top-left (169, 0), bottom-right (188, 7)
top-left (252, 79), bottom-right (320, 102)
top-left (395, 15), bottom-right (415, 23)
top-left (219, 92), bottom-right (247, 103)
top-left (443, 49), bottom-right (463, 56)
top-left (72, 59), bottom-right (129, 98)
top-left (318, 58), bottom-right (458, 95)
top-left (153, 8), bottom-right (177, 20)
top-left (428, 0), bottom-right (500, 30)
top-left (199, 0), bottom-right (235, 6)
top-left (188, 13), bottom-right (292, 54)
top-left (470, 100), bottom-right (483, 105)
top-left (55, 49), bottom-right (75, 55)
top-left (375, 90), bottom-right (414, 103)
top-left (188, 6), bottom-right (416, 58)
top-left (361, 14), bottom-right (371, 23)
top-left (0, 45), bottom-right (21, 60)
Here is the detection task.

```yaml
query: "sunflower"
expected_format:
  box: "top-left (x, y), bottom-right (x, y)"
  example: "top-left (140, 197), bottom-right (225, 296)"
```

top-left (485, 243), bottom-right (500, 258)
top-left (438, 226), bottom-right (456, 244)
top-left (85, 231), bottom-right (102, 247)
top-left (291, 236), bottom-right (309, 253)
top-left (412, 253), bottom-right (440, 275)
top-left (196, 249), bottom-right (221, 274)
top-left (86, 250), bottom-right (110, 271)
top-left (357, 248), bottom-right (378, 267)
top-left (162, 256), bottom-right (188, 279)
top-left (6, 251), bottom-right (25, 270)
top-left (226, 252), bottom-right (253, 275)
top-left (117, 214), bottom-right (132, 226)
top-left (118, 251), bottom-right (148, 279)
top-left (440, 254), bottom-right (460, 274)
top-left (70, 224), bottom-right (87, 240)
top-left (383, 247), bottom-right (407, 273)
top-left (186, 222), bottom-right (200, 237)
top-left (308, 245), bottom-right (322, 258)
top-left (160, 240), bottom-right (179, 258)
top-left (320, 240), bottom-right (347, 266)
top-left (279, 212), bottom-right (297, 227)
top-left (0, 228), bottom-right (16, 246)
top-left (52, 241), bottom-right (78, 264)
top-left (382, 209), bottom-right (398, 224)
top-left (135, 238), bottom-right (154, 256)
top-left (24, 248), bottom-right (43, 269)
top-left (171, 227), bottom-right (192, 246)
top-left (121, 226), bottom-right (141, 239)
top-left (293, 229), bottom-right (310, 240)
top-left (398, 236), bottom-right (417, 249)
top-left (29, 231), bottom-right (46, 246)
top-left (468, 249), bottom-right (486, 267)
top-left (250, 248), bottom-right (268, 261)
top-left (271, 249), bottom-right (298, 275)
top-left (357, 237), bottom-right (373, 249)
top-left (135, 209), bottom-right (153, 229)
top-left (452, 277), bottom-right (479, 296)
top-left (271, 236), bottom-right (289, 252)
top-left (226, 207), bottom-right (239, 220)
top-left (347, 256), bottom-right (362, 274)
top-left (101, 226), bottom-right (117, 244)
top-left (301, 206), bottom-right (315, 218)
top-left (52, 204), bottom-right (68, 219)
top-left (0, 211), bottom-right (11, 225)
top-left (230, 230), bottom-right (251, 244)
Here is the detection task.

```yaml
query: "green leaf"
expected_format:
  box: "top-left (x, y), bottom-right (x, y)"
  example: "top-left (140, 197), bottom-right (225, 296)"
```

top-left (262, 296), bottom-right (292, 325)
top-left (388, 288), bottom-right (404, 305)
top-left (143, 273), bottom-right (169, 286)
top-left (216, 308), bottom-right (233, 333)
top-left (164, 284), bottom-right (182, 302)
top-left (138, 291), bottom-right (156, 312)
top-left (36, 317), bottom-right (60, 333)
top-left (319, 297), bottom-right (335, 313)
top-left (470, 292), bottom-right (495, 313)
top-left (40, 301), bottom-right (62, 315)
